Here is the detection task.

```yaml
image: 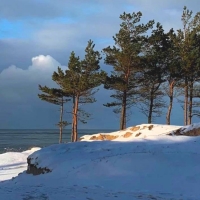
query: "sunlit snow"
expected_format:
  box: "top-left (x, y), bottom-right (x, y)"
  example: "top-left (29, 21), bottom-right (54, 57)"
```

top-left (0, 124), bottom-right (200, 200)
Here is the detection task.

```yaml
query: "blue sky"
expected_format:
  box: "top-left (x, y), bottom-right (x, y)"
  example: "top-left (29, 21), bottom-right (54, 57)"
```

top-left (0, 0), bottom-right (200, 129)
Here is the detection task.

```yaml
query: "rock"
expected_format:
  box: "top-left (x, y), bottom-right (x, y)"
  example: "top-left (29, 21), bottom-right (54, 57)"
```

top-left (26, 158), bottom-right (51, 175)
top-left (135, 132), bottom-right (142, 137)
top-left (184, 128), bottom-right (200, 136)
top-left (140, 125), bottom-right (148, 130)
top-left (172, 127), bottom-right (200, 136)
top-left (129, 126), bottom-right (140, 131)
top-left (148, 125), bottom-right (154, 130)
top-left (123, 132), bottom-right (133, 138)
top-left (89, 134), bottom-right (118, 141)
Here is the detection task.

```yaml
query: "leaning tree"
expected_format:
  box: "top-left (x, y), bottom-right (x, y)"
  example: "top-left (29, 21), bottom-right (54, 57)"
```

top-left (38, 85), bottom-right (70, 143)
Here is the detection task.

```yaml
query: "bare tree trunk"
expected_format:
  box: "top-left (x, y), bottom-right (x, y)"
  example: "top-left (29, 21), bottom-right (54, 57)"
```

top-left (59, 97), bottom-right (64, 143)
top-left (166, 81), bottom-right (174, 125)
top-left (73, 95), bottom-right (79, 142)
top-left (184, 78), bottom-right (188, 125)
top-left (148, 90), bottom-right (154, 124)
top-left (71, 95), bottom-right (75, 142)
top-left (123, 91), bottom-right (127, 129)
top-left (188, 81), bottom-right (193, 125)
top-left (120, 90), bottom-right (127, 130)
top-left (120, 109), bottom-right (123, 130)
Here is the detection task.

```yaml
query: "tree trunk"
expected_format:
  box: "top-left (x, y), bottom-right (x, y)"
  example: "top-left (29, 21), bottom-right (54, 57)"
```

top-left (188, 81), bottom-right (193, 125)
top-left (166, 81), bottom-right (174, 125)
top-left (120, 109), bottom-right (123, 130)
top-left (184, 78), bottom-right (188, 125)
top-left (120, 90), bottom-right (127, 130)
top-left (59, 97), bottom-right (64, 143)
top-left (73, 95), bottom-right (79, 142)
top-left (148, 91), bottom-right (153, 124)
top-left (71, 95), bottom-right (75, 142)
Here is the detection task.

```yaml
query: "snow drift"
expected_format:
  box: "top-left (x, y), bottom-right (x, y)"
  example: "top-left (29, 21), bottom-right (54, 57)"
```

top-left (1, 123), bottom-right (200, 199)
top-left (80, 123), bottom-right (182, 141)
top-left (0, 147), bottom-right (40, 182)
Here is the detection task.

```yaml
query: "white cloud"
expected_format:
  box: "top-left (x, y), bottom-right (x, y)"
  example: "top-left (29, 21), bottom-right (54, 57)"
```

top-left (0, 54), bottom-right (118, 129)
top-left (30, 55), bottom-right (61, 71)
top-left (0, 55), bottom-right (66, 103)
top-left (0, 0), bottom-right (199, 128)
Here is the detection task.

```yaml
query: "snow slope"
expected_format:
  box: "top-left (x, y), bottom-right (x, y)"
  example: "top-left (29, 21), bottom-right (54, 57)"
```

top-left (0, 124), bottom-right (200, 199)
top-left (80, 124), bottom-right (182, 141)
top-left (0, 147), bottom-right (40, 181)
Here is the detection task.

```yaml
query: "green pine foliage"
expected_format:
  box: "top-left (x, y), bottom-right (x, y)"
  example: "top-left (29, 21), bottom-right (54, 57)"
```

top-left (38, 85), bottom-right (70, 143)
top-left (175, 6), bottom-right (200, 125)
top-left (53, 40), bottom-right (106, 142)
top-left (162, 29), bottom-right (182, 125)
top-left (38, 86), bottom-right (69, 105)
top-left (137, 23), bottom-right (169, 123)
top-left (103, 11), bottom-right (154, 129)
top-left (38, 7), bottom-right (200, 140)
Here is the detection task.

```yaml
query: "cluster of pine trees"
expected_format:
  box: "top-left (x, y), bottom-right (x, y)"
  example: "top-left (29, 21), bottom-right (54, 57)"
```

top-left (38, 7), bottom-right (200, 143)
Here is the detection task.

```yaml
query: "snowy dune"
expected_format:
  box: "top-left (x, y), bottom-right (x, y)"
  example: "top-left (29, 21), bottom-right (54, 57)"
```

top-left (0, 124), bottom-right (200, 199)
top-left (0, 147), bottom-right (41, 181)
top-left (80, 123), bottom-right (182, 141)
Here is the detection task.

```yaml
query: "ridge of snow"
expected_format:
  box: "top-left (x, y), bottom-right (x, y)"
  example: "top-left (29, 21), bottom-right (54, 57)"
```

top-left (80, 124), bottom-right (182, 141)
top-left (1, 124), bottom-right (200, 199)
top-left (171, 122), bottom-right (200, 135)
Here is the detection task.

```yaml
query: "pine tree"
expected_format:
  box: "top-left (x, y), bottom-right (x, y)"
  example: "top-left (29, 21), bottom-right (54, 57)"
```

top-left (176, 6), bottom-right (200, 125)
top-left (53, 40), bottom-right (106, 142)
top-left (38, 86), bottom-right (70, 143)
top-left (137, 23), bottom-right (168, 123)
top-left (190, 82), bottom-right (200, 118)
top-left (164, 29), bottom-right (182, 125)
top-left (187, 33), bottom-right (200, 124)
top-left (103, 11), bottom-right (154, 130)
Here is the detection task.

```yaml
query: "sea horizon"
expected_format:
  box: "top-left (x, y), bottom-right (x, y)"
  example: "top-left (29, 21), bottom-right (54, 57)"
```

top-left (0, 128), bottom-right (116, 154)
top-left (0, 128), bottom-right (117, 130)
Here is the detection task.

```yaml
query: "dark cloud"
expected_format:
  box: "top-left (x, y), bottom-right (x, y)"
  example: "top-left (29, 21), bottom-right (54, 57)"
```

top-left (0, 54), bottom-right (195, 129)
top-left (0, 0), bottom-right (200, 128)
top-left (1, 0), bottom-right (199, 70)
top-left (0, 0), bottom-right (78, 20)
top-left (0, 0), bottom-right (127, 20)
top-left (0, 55), bottom-right (119, 129)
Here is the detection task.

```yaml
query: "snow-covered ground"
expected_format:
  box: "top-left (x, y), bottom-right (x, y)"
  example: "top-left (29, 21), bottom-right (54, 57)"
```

top-left (80, 123), bottom-right (182, 141)
top-left (0, 124), bottom-right (200, 200)
top-left (0, 147), bottom-right (41, 182)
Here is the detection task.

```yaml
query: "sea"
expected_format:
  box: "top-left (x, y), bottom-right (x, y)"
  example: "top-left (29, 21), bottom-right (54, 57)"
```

top-left (0, 129), bottom-right (115, 154)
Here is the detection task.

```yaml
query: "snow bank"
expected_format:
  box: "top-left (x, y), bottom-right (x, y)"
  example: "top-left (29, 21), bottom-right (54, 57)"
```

top-left (1, 124), bottom-right (200, 199)
top-left (80, 124), bottom-right (182, 141)
top-left (0, 147), bottom-right (40, 181)
top-left (171, 122), bottom-right (200, 136)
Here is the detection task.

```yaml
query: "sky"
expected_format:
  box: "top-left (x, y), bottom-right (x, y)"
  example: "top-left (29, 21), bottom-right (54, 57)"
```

top-left (0, 0), bottom-right (200, 129)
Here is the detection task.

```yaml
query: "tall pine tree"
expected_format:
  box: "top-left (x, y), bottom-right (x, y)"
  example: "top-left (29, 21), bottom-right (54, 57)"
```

top-left (137, 23), bottom-right (169, 123)
top-left (176, 6), bottom-right (200, 125)
top-left (163, 29), bottom-right (182, 125)
top-left (53, 40), bottom-right (106, 141)
top-left (103, 11), bottom-right (154, 129)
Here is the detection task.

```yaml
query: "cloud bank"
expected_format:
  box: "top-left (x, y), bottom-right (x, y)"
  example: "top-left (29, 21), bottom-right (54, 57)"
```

top-left (0, 55), bottom-right (121, 129)
top-left (0, 0), bottom-right (199, 128)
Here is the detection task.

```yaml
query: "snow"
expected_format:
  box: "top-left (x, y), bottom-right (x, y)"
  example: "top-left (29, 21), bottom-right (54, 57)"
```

top-left (171, 122), bottom-right (200, 134)
top-left (0, 124), bottom-right (200, 199)
top-left (80, 124), bottom-right (182, 141)
top-left (0, 147), bottom-right (41, 182)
